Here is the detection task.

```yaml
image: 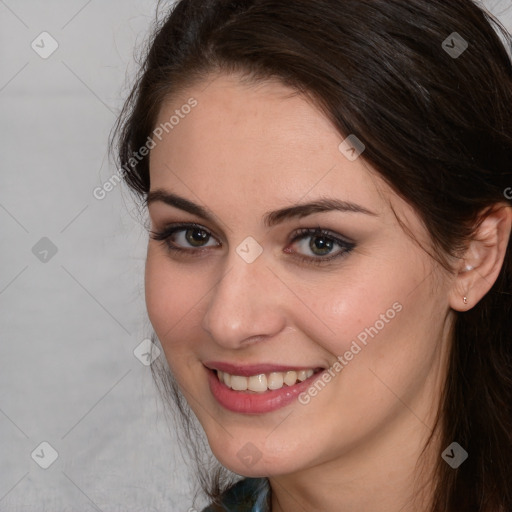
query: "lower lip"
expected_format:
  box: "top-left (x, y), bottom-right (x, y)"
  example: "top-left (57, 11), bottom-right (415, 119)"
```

top-left (206, 368), bottom-right (324, 414)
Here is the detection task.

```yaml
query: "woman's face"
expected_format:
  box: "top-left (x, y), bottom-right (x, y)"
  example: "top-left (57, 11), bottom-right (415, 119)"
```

top-left (146, 73), bottom-right (454, 478)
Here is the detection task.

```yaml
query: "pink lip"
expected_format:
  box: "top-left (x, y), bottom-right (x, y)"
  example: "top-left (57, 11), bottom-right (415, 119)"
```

top-left (205, 365), bottom-right (325, 414)
top-left (203, 361), bottom-right (322, 377)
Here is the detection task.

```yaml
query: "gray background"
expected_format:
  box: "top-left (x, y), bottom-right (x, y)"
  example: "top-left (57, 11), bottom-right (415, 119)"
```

top-left (1, 1), bottom-right (511, 511)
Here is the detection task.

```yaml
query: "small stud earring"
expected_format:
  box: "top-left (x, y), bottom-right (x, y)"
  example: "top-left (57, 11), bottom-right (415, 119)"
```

top-left (465, 265), bottom-right (474, 272)
top-left (463, 296), bottom-right (468, 305)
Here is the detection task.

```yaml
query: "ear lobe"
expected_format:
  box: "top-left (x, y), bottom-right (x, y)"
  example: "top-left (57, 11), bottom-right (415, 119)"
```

top-left (449, 204), bottom-right (512, 312)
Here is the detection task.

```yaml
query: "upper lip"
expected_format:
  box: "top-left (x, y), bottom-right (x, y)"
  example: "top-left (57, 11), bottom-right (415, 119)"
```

top-left (203, 361), bottom-right (324, 377)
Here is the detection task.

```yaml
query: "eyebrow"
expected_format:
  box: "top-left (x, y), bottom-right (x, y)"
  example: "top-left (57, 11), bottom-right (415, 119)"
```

top-left (145, 189), bottom-right (377, 228)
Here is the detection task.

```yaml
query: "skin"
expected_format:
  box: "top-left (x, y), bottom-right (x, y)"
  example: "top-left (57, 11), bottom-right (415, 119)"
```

top-left (145, 73), bottom-right (512, 512)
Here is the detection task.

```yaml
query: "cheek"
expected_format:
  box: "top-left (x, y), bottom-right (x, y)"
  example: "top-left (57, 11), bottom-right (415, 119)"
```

top-left (144, 250), bottom-right (203, 350)
top-left (308, 263), bottom-right (442, 400)
top-left (293, 256), bottom-right (434, 387)
top-left (292, 267), bottom-right (402, 359)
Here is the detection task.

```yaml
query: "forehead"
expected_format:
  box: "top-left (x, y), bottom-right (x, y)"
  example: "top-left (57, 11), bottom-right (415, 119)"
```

top-left (148, 73), bottom-right (395, 220)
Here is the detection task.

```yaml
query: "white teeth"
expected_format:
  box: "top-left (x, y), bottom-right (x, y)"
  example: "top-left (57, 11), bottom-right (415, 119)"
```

top-left (268, 372), bottom-right (284, 390)
top-left (216, 368), bottom-right (318, 393)
top-left (297, 370), bottom-right (308, 381)
top-left (248, 374), bottom-right (267, 392)
top-left (284, 371), bottom-right (297, 386)
top-left (230, 375), bottom-right (248, 391)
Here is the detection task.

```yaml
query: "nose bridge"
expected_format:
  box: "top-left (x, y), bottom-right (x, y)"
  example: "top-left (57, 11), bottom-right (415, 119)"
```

top-left (201, 251), bottom-right (286, 347)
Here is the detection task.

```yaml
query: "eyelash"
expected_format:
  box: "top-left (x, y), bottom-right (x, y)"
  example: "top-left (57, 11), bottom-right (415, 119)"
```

top-left (149, 222), bottom-right (356, 266)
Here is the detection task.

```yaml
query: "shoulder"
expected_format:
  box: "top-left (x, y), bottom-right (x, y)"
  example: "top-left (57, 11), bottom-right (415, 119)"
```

top-left (200, 477), bottom-right (270, 512)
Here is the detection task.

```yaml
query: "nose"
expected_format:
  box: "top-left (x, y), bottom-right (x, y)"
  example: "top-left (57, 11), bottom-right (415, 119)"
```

top-left (201, 252), bottom-right (287, 349)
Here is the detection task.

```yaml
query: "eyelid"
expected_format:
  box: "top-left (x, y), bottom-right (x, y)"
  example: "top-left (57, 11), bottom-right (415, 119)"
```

top-left (288, 226), bottom-right (355, 245)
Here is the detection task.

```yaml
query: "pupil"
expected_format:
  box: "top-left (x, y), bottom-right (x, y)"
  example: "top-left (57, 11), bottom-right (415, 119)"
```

top-left (186, 228), bottom-right (209, 247)
top-left (310, 236), bottom-right (333, 255)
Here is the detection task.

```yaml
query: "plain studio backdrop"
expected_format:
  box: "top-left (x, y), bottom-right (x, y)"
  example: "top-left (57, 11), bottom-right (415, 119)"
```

top-left (0, 1), bottom-right (511, 511)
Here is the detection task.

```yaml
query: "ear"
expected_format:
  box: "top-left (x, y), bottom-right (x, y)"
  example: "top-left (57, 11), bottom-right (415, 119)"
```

top-left (449, 203), bottom-right (512, 311)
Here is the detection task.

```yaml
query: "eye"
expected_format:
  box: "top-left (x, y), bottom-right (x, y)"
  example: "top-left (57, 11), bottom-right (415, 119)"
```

top-left (149, 223), bottom-right (220, 253)
top-left (287, 228), bottom-right (356, 264)
top-left (150, 223), bottom-right (355, 264)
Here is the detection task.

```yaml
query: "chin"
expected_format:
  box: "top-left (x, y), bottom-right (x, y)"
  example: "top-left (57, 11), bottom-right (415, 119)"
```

top-left (209, 439), bottom-right (309, 478)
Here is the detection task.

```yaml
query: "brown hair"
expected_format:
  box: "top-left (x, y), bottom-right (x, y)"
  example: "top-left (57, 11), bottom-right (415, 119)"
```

top-left (111, 1), bottom-right (512, 510)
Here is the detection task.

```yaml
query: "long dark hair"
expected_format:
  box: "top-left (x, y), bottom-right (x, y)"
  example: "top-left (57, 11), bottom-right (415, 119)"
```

top-left (110, 0), bottom-right (512, 510)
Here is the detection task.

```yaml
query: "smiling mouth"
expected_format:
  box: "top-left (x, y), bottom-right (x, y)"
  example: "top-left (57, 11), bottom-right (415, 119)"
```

top-left (216, 368), bottom-right (324, 393)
